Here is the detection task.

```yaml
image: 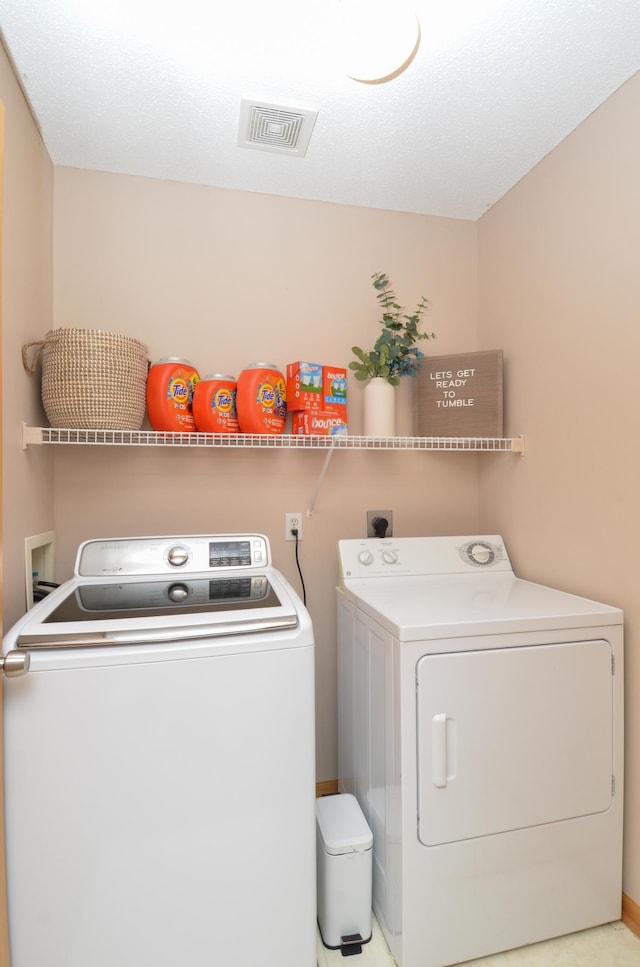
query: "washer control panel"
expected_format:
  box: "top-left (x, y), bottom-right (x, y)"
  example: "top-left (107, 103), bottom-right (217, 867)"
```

top-left (339, 536), bottom-right (512, 581)
top-left (76, 534), bottom-right (271, 576)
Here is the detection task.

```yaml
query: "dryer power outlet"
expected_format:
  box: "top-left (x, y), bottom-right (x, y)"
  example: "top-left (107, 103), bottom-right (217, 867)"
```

top-left (367, 510), bottom-right (393, 538)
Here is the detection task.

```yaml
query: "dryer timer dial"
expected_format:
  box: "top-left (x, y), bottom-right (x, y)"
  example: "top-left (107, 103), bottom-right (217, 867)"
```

top-left (463, 540), bottom-right (502, 567)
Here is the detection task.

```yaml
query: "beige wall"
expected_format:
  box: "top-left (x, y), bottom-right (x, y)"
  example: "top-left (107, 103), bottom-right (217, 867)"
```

top-left (0, 50), bottom-right (54, 626)
top-left (50, 168), bottom-right (480, 781)
top-left (478, 71), bottom-right (640, 902)
top-left (1, 40), bottom-right (54, 967)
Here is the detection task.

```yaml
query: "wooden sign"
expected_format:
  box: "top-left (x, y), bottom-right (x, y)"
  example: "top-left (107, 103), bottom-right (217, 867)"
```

top-left (415, 350), bottom-right (503, 437)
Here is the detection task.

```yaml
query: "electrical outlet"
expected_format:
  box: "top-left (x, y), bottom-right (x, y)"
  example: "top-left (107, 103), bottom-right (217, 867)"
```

top-left (285, 512), bottom-right (303, 541)
top-left (367, 510), bottom-right (393, 538)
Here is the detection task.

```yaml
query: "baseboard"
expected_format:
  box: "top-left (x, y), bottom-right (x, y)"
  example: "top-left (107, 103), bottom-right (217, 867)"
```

top-left (316, 779), bottom-right (339, 797)
top-left (622, 892), bottom-right (640, 937)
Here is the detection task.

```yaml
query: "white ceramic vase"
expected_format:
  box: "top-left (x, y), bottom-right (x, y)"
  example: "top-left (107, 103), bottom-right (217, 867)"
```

top-left (363, 377), bottom-right (396, 436)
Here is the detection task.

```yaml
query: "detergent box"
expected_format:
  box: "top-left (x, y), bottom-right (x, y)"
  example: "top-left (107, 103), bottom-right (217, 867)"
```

top-left (291, 410), bottom-right (348, 436)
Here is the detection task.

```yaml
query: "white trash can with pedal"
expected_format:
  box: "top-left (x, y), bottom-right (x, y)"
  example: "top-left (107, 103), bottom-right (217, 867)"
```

top-left (316, 793), bottom-right (373, 956)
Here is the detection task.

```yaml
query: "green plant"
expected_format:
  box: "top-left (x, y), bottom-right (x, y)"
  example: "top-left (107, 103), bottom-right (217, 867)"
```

top-left (349, 272), bottom-right (434, 385)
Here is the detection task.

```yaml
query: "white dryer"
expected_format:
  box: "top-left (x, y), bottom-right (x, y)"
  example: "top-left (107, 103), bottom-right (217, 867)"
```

top-left (337, 536), bottom-right (623, 967)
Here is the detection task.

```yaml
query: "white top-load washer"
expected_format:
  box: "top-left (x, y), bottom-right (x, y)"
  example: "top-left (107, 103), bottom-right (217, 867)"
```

top-left (2, 534), bottom-right (316, 967)
top-left (337, 535), bottom-right (623, 967)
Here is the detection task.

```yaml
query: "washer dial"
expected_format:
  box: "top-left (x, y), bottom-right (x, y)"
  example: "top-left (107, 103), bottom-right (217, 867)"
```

top-left (166, 544), bottom-right (190, 567)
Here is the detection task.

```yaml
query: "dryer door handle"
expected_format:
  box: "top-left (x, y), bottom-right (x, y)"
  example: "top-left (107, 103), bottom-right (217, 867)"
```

top-left (432, 713), bottom-right (448, 788)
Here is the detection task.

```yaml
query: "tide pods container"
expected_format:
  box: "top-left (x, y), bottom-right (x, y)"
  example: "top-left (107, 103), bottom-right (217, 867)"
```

top-left (236, 363), bottom-right (287, 435)
top-left (193, 374), bottom-right (239, 434)
top-left (146, 358), bottom-right (200, 432)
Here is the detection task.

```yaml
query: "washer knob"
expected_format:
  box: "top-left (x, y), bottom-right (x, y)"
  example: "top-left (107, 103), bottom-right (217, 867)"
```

top-left (382, 550), bottom-right (398, 564)
top-left (167, 545), bottom-right (190, 567)
top-left (358, 550), bottom-right (374, 566)
top-left (167, 583), bottom-right (190, 603)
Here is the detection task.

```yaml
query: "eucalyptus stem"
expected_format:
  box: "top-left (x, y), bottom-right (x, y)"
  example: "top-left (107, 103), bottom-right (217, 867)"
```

top-left (349, 272), bottom-right (435, 385)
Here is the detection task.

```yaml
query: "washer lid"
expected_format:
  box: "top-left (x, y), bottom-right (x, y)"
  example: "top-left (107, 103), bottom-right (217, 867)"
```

top-left (316, 794), bottom-right (373, 855)
top-left (11, 567), bottom-right (306, 652)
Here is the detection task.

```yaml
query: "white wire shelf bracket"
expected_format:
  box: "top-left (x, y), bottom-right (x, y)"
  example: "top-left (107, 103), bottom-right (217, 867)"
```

top-left (22, 425), bottom-right (524, 454)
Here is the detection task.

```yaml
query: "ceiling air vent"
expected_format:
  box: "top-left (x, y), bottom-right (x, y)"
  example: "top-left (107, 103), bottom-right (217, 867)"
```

top-left (238, 99), bottom-right (318, 157)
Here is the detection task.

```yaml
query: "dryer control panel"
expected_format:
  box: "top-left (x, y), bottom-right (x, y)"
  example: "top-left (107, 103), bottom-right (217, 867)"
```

top-left (338, 535), bottom-right (512, 582)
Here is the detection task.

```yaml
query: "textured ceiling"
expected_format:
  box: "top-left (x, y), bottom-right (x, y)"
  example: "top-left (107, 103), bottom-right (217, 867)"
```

top-left (1, 0), bottom-right (639, 220)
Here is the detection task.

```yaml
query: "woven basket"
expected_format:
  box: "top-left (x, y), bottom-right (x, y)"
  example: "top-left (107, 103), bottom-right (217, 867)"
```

top-left (22, 328), bottom-right (150, 430)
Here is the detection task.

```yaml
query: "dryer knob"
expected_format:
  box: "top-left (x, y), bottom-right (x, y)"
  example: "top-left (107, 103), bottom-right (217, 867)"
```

top-left (468, 541), bottom-right (495, 566)
top-left (167, 583), bottom-right (190, 603)
top-left (358, 550), bottom-right (374, 566)
top-left (167, 545), bottom-right (190, 567)
top-left (382, 550), bottom-right (398, 564)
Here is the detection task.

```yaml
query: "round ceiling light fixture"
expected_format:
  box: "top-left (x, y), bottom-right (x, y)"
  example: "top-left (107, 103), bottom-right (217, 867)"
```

top-left (338, 0), bottom-right (421, 84)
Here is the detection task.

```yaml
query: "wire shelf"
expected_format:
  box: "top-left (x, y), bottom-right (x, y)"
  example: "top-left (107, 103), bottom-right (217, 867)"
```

top-left (22, 426), bottom-right (524, 453)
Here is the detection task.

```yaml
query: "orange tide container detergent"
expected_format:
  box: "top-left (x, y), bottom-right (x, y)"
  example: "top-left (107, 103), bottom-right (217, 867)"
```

top-left (236, 363), bottom-right (287, 434)
top-left (192, 374), bottom-right (239, 434)
top-left (146, 358), bottom-right (200, 432)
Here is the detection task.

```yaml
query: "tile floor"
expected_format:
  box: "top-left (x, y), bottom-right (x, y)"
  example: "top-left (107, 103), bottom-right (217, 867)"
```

top-left (316, 916), bottom-right (640, 967)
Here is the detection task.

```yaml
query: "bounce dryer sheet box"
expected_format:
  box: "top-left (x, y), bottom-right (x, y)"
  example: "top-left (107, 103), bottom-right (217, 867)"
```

top-left (286, 362), bottom-right (323, 411)
top-left (286, 363), bottom-right (348, 421)
top-left (323, 366), bottom-right (348, 414)
top-left (291, 410), bottom-right (348, 436)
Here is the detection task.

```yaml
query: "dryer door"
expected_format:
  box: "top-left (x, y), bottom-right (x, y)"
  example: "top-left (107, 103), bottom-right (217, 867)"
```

top-left (416, 639), bottom-right (614, 846)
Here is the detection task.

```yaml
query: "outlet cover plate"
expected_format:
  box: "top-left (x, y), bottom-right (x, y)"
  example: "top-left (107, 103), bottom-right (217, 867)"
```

top-left (285, 512), bottom-right (303, 541)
